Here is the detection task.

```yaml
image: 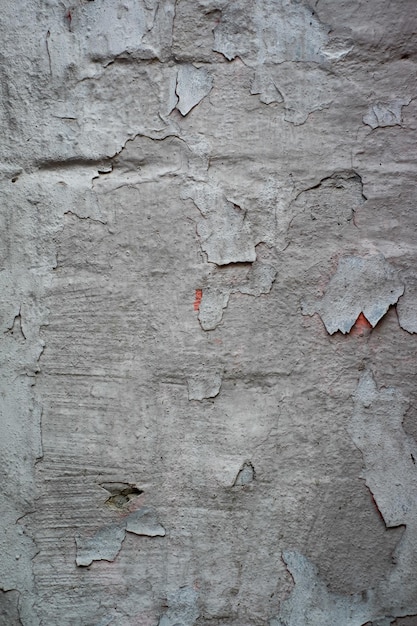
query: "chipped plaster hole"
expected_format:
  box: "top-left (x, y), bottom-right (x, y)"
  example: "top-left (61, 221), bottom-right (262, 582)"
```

top-left (194, 289), bottom-right (203, 311)
top-left (349, 312), bottom-right (373, 337)
top-left (233, 461), bottom-right (255, 486)
top-left (100, 483), bottom-right (143, 509)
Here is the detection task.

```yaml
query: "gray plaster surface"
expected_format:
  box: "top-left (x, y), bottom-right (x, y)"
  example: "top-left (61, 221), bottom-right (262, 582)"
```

top-left (1, 0), bottom-right (417, 624)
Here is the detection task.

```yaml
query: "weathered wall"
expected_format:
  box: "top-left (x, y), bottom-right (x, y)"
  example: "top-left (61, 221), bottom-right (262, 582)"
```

top-left (1, 1), bottom-right (417, 624)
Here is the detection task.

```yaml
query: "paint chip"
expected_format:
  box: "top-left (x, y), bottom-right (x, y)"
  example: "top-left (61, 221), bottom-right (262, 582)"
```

top-left (75, 525), bottom-right (126, 567)
top-left (302, 254), bottom-right (404, 334)
top-left (363, 98), bottom-right (411, 129)
top-left (198, 288), bottom-right (230, 331)
top-left (350, 369), bottom-right (416, 528)
top-left (176, 65), bottom-right (213, 116)
top-left (397, 275), bottom-right (417, 334)
top-left (187, 368), bottom-right (224, 401)
top-left (125, 507), bottom-right (166, 537)
top-left (183, 184), bottom-right (257, 266)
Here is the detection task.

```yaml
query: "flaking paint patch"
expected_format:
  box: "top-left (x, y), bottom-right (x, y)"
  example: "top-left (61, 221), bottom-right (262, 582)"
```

top-left (213, 0), bottom-right (329, 65)
top-left (198, 262), bottom-right (277, 330)
top-left (251, 67), bottom-right (284, 105)
top-left (397, 275), bottom-right (417, 334)
top-left (350, 369), bottom-right (417, 528)
top-left (75, 525), bottom-right (126, 567)
top-left (351, 371), bottom-right (417, 611)
top-left (125, 507), bottom-right (166, 537)
top-left (183, 183), bottom-right (257, 266)
top-left (187, 368), bottom-right (224, 401)
top-left (75, 507), bottom-right (166, 566)
top-left (198, 288), bottom-right (230, 331)
top-left (271, 550), bottom-right (371, 626)
top-left (302, 254), bottom-right (404, 334)
top-left (363, 98), bottom-right (411, 129)
top-left (175, 65), bottom-right (213, 116)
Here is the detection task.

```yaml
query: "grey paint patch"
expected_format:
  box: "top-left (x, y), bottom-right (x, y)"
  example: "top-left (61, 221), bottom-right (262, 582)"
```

top-left (302, 255), bottom-right (404, 334)
top-left (75, 525), bottom-right (126, 567)
top-left (237, 261), bottom-right (277, 296)
top-left (198, 262), bottom-right (277, 331)
top-left (277, 65), bottom-right (335, 126)
top-left (176, 65), bottom-right (213, 116)
top-left (233, 461), bottom-right (255, 486)
top-left (76, 506), bottom-right (165, 566)
top-left (251, 67), bottom-right (284, 105)
top-left (397, 276), bottom-right (417, 334)
top-left (213, 0), bottom-right (329, 64)
top-left (125, 507), bottom-right (166, 537)
top-left (272, 551), bottom-right (371, 626)
top-left (273, 371), bottom-right (417, 624)
top-left (158, 587), bottom-right (199, 626)
top-left (185, 185), bottom-right (257, 265)
top-left (95, 134), bottom-right (191, 191)
top-left (187, 368), bottom-right (224, 401)
top-left (350, 371), bottom-right (417, 611)
top-left (363, 98), bottom-right (411, 129)
top-left (350, 369), bottom-right (416, 528)
top-left (198, 288), bottom-right (230, 331)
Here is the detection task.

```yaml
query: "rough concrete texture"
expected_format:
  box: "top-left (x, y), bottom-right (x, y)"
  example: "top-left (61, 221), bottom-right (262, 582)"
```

top-left (2, 0), bottom-right (417, 624)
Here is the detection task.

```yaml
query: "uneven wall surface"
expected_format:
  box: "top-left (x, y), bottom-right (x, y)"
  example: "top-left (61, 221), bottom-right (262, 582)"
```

top-left (1, 1), bottom-right (417, 624)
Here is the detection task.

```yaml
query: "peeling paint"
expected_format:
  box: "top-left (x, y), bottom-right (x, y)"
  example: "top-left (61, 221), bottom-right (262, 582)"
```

top-left (76, 506), bottom-right (165, 566)
top-left (187, 368), bottom-right (224, 400)
top-left (397, 275), bottom-right (417, 334)
top-left (233, 461), bottom-right (255, 486)
top-left (197, 261), bottom-right (276, 331)
top-left (302, 255), bottom-right (404, 334)
top-left (175, 65), bottom-right (213, 116)
top-left (271, 550), bottom-right (372, 626)
top-left (237, 261), bottom-right (277, 297)
top-left (251, 67), bottom-right (284, 105)
top-left (350, 369), bottom-right (416, 528)
top-left (363, 98), bottom-right (411, 129)
top-left (273, 371), bottom-right (417, 624)
top-left (198, 288), bottom-right (230, 331)
top-left (184, 184), bottom-right (257, 266)
top-left (213, 0), bottom-right (329, 65)
top-left (75, 525), bottom-right (126, 567)
top-left (125, 507), bottom-right (166, 537)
